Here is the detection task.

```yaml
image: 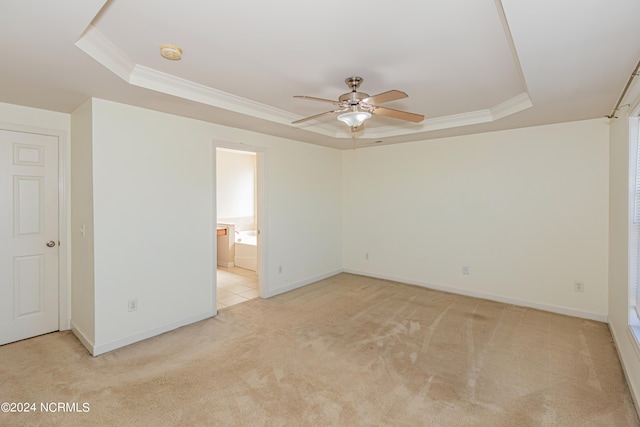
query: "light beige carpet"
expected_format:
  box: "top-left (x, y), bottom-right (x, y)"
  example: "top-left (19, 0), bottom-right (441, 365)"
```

top-left (1, 273), bottom-right (638, 426)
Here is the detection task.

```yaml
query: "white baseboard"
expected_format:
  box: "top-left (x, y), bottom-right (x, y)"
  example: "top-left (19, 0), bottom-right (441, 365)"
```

top-left (608, 324), bottom-right (640, 417)
top-left (217, 261), bottom-right (234, 267)
top-left (70, 321), bottom-right (95, 354)
top-left (264, 269), bottom-right (343, 298)
top-left (89, 310), bottom-right (216, 356)
top-left (343, 269), bottom-right (608, 322)
top-left (235, 257), bottom-right (257, 271)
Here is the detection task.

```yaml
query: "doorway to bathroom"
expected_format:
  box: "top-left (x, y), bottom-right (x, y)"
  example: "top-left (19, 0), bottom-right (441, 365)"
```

top-left (215, 144), bottom-right (265, 310)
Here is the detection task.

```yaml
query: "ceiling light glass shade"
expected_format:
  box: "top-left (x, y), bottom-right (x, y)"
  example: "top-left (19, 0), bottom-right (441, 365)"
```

top-left (337, 111), bottom-right (371, 127)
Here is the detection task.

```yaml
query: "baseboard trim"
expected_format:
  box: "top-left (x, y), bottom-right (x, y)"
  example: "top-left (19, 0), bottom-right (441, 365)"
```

top-left (70, 321), bottom-right (95, 354)
top-left (91, 310), bottom-right (216, 356)
top-left (264, 269), bottom-right (343, 298)
top-left (217, 262), bottom-right (234, 267)
top-left (609, 324), bottom-right (640, 417)
top-left (343, 269), bottom-right (608, 322)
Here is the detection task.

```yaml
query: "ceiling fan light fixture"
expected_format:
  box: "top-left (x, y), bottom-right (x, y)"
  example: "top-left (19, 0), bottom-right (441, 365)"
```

top-left (337, 111), bottom-right (371, 128)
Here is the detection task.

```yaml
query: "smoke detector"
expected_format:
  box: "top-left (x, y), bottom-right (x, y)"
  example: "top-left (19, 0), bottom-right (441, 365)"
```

top-left (160, 44), bottom-right (182, 61)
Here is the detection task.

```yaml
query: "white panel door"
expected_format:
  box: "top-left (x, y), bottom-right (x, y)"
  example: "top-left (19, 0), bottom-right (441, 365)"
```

top-left (0, 130), bottom-right (59, 345)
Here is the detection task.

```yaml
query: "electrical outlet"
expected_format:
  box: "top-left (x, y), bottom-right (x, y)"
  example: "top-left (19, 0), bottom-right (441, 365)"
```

top-left (365, 252), bottom-right (369, 260)
top-left (462, 266), bottom-right (470, 275)
top-left (128, 298), bottom-right (138, 312)
top-left (574, 282), bottom-right (584, 292)
top-left (278, 265), bottom-right (283, 274)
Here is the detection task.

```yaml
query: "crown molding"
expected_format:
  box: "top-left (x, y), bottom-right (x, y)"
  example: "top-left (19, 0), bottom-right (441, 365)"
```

top-left (337, 93), bottom-right (532, 140)
top-left (491, 92), bottom-right (532, 120)
top-left (76, 25), bottom-right (532, 140)
top-left (129, 64), bottom-right (298, 124)
top-left (75, 25), bottom-right (134, 81)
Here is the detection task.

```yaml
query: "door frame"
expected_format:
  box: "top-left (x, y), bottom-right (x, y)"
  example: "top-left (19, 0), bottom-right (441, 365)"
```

top-left (213, 140), bottom-right (268, 302)
top-left (0, 122), bottom-right (69, 332)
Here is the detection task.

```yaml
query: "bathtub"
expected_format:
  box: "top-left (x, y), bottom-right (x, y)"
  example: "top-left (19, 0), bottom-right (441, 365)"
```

top-left (235, 230), bottom-right (257, 271)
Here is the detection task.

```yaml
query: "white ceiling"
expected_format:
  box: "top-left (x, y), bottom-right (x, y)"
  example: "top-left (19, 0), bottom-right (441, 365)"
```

top-left (2, 0), bottom-right (640, 149)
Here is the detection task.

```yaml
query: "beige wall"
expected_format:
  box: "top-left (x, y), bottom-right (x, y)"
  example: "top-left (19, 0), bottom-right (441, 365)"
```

top-left (343, 119), bottom-right (610, 320)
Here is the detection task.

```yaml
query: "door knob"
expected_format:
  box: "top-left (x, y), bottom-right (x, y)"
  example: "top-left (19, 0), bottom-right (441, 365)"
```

top-left (46, 241), bottom-right (56, 247)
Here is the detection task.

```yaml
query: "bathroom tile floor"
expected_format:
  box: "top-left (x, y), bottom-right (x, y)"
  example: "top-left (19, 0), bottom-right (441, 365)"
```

top-left (216, 266), bottom-right (259, 310)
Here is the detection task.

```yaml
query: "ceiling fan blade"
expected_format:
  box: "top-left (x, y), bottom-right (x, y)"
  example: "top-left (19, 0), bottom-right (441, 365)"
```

top-left (292, 110), bottom-right (340, 124)
top-left (362, 90), bottom-right (408, 105)
top-left (294, 95), bottom-right (340, 105)
top-left (372, 106), bottom-right (424, 123)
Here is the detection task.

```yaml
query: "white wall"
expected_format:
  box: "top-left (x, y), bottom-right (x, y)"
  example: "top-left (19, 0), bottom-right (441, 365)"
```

top-left (265, 138), bottom-right (343, 290)
top-left (90, 99), bottom-right (216, 352)
top-left (69, 99), bottom-right (96, 348)
top-left (216, 149), bottom-right (255, 221)
top-left (83, 98), bottom-right (343, 353)
top-left (608, 104), bottom-right (640, 408)
top-left (0, 101), bottom-right (70, 131)
top-left (343, 119), bottom-right (610, 320)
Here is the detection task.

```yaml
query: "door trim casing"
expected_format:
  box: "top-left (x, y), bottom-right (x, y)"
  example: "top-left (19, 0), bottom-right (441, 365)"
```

top-left (0, 122), bottom-right (69, 332)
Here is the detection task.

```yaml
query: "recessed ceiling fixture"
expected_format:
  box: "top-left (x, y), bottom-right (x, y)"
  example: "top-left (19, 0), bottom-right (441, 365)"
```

top-left (160, 44), bottom-right (183, 61)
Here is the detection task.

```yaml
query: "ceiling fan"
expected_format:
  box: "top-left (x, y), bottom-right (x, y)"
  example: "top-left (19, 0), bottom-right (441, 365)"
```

top-left (292, 77), bottom-right (424, 132)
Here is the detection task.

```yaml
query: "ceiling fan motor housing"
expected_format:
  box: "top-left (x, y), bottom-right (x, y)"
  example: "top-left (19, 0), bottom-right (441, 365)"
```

top-left (339, 91), bottom-right (370, 105)
top-left (340, 76), bottom-right (369, 106)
